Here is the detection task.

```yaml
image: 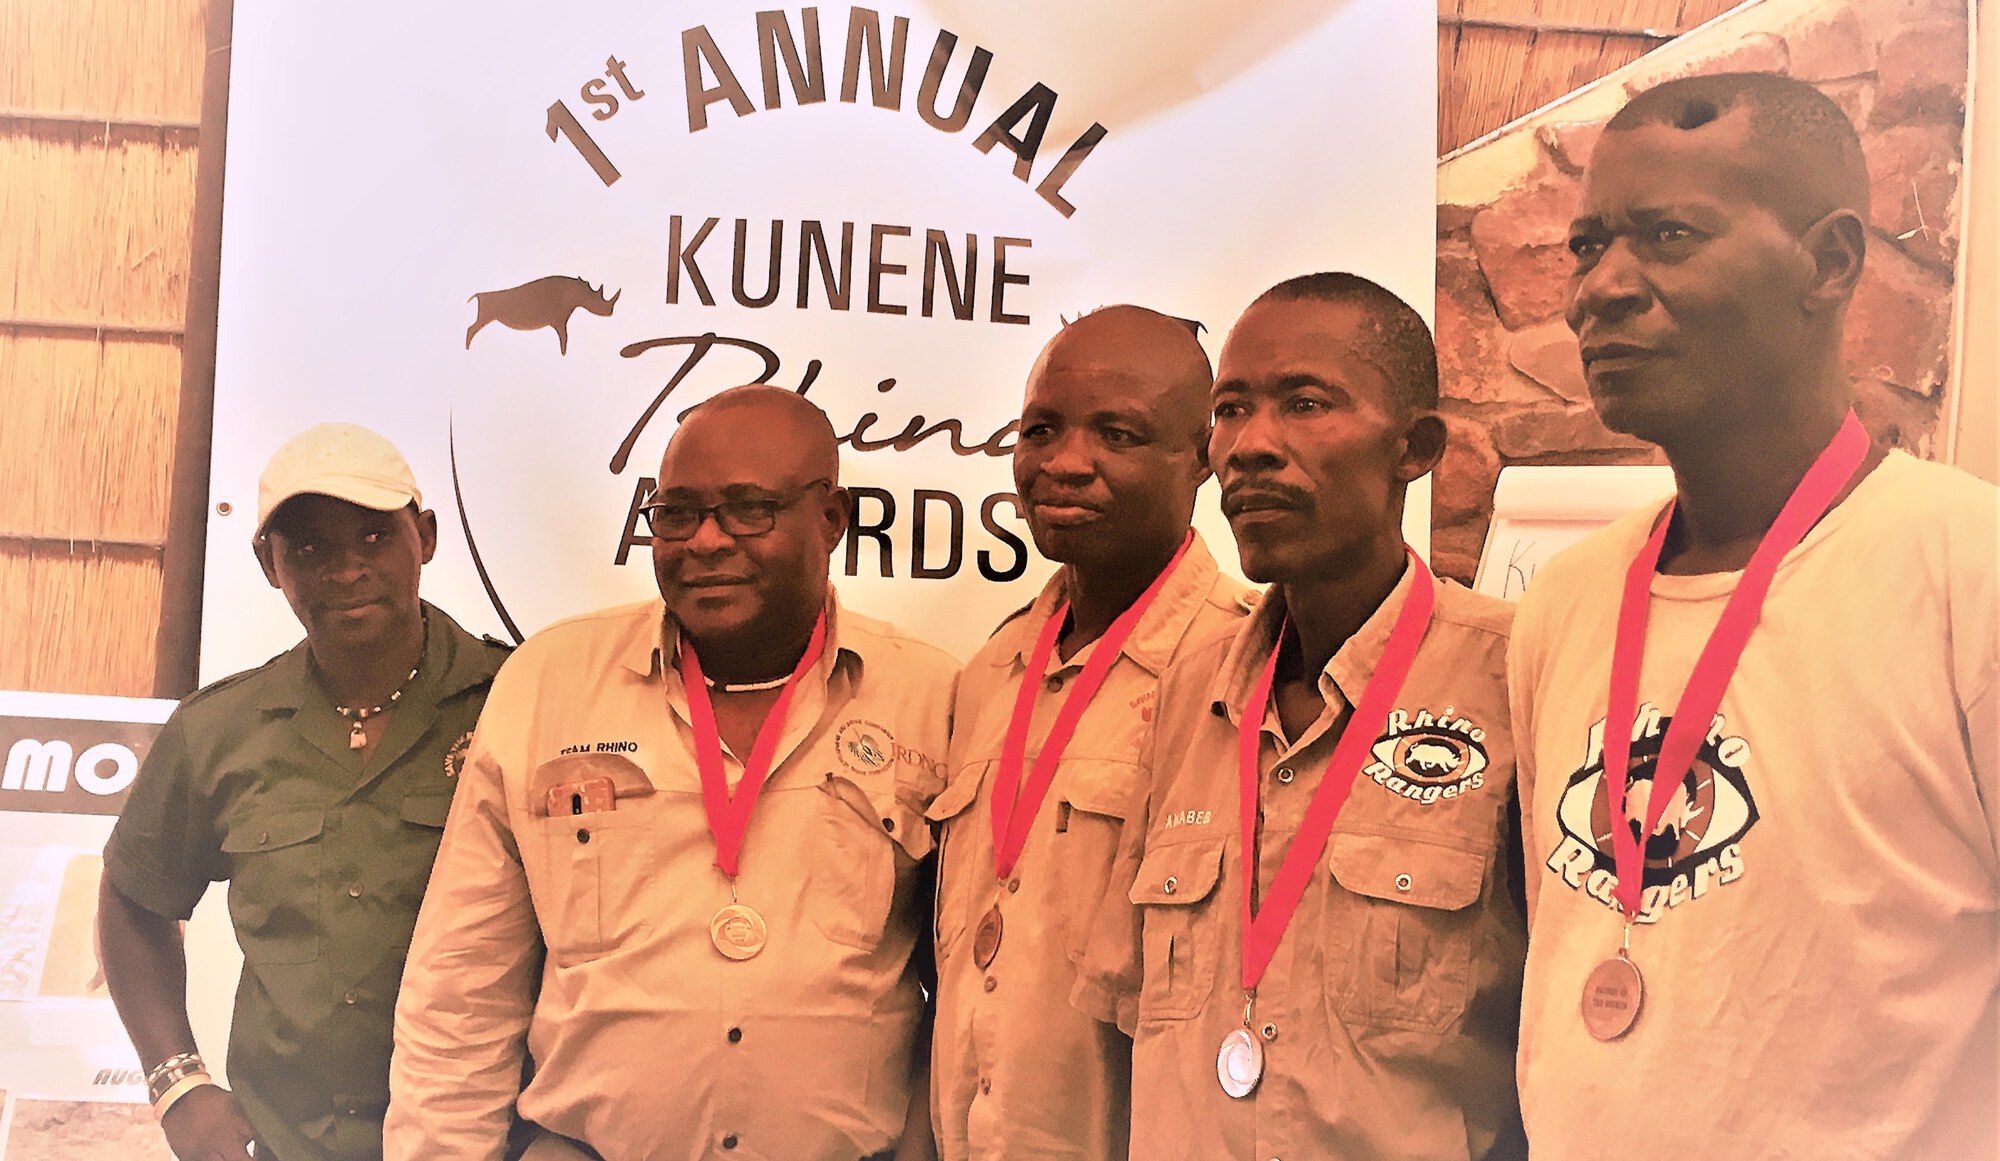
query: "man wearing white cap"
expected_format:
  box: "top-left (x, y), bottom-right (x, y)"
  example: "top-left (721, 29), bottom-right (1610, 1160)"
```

top-left (100, 423), bottom-right (513, 1161)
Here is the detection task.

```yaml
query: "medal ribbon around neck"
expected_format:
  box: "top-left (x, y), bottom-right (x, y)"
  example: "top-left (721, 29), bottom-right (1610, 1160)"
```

top-left (679, 611), bottom-right (828, 878)
top-left (1602, 410), bottom-right (1868, 917)
top-left (991, 531), bottom-right (1193, 881)
top-left (1237, 547), bottom-right (1434, 992)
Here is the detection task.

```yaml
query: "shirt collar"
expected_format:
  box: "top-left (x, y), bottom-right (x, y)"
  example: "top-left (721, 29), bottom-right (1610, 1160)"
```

top-left (1208, 561), bottom-right (1422, 722)
top-left (253, 601), bottom-right (485, 712)
top-left (630, 593), bottom-right (862, 686)
top-left (986, 531), bottom-right (1225, 679)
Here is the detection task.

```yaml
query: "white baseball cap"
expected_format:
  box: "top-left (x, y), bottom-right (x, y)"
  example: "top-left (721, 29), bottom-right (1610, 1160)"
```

top-left (256, 423), bottom-right (424, 533)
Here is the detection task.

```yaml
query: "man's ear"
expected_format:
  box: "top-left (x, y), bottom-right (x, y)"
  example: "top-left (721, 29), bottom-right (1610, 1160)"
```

top-left (253, 534), bottom-right (282, 590)
top-left (415, 508), bottom-right (439, 565)
top-left (1801, 208), bottom-right (1866, 314)
top-left (1397, 411), bottom-right (1448, 484)
top-left (1191, 424), bottom-right (1214, 489)
top-left (820, 485), bottom-right (852, 551)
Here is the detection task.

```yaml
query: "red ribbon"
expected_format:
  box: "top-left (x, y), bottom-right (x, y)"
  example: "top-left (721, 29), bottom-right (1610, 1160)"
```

top-left (991, 531), bottom-right (1193, 882)
top-left (1603, 411), bottom-right (1869, 917)
top-left (1237, 547), bottom-right (1435, 992)
top-left (680, 611), bottom-right (828, 877)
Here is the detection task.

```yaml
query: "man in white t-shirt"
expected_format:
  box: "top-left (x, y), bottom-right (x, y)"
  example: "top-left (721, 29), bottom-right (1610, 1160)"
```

top-left (1510, 72), bottom-right (1998, 1159)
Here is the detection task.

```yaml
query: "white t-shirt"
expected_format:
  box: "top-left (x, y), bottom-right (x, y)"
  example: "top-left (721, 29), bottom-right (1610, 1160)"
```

top-left (1510, 451), bottom-right (2000, 1160)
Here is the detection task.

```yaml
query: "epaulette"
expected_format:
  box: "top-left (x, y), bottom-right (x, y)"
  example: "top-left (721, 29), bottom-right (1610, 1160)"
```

top-left (178, 648), bottom-right (290, 705)
top-left (986, 598), bottom-right (1038, 642)
top-left (481, 633), bottom-right (519, 652)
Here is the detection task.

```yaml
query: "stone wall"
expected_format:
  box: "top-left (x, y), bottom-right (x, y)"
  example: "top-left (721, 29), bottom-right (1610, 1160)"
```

top-left (1431, 0), bottom-right (1968, 584)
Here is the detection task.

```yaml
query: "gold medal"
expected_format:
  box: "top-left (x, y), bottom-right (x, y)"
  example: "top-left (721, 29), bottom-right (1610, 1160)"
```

top-left (1217, 1027), bottom-right (1264, 1098)
top-left (1582, 950), bottom-right (1644, 1041)
top-left (972, 904), bottom-right (1004, 969)
top-left (710, 902), bottom-right (768, 960)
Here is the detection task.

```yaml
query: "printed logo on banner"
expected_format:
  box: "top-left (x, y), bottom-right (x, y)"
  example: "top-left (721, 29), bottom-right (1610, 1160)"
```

top-left (1543, 704), bottom-right (1760, 923)
top-left (196, 1), bottom-right (1436, 672)
top-left (447, 7), bottom-right (1122, 641)
top-left (0, 716), bottom-right (162, 816)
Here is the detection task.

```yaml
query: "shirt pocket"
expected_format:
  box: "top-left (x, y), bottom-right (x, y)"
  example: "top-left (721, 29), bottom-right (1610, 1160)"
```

top-left (925, 764), bottom-right (988, 958)
top-left (532, 797), bottom-right (660, 967)
top-left (388, 794), bottom-right (453, 942)
top-left (811, 772), bottom-right (930, 952)
top-left (1130, 838), bottom-right (1227, 1024)
top-left (1053, 759), bottom-right (1140, 967)
top-left (1325, 830), bottom-right (1488, 1034)
top-left (220, 809), bottom-right (325, 966)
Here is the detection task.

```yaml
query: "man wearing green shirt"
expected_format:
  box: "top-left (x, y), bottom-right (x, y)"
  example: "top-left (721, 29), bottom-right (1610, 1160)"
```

top-left (99, 423), bottom-right (511, 1161)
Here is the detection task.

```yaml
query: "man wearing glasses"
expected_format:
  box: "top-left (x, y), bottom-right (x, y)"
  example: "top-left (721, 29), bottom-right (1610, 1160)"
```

top-left (387, 385), bottom-right (958, 1160)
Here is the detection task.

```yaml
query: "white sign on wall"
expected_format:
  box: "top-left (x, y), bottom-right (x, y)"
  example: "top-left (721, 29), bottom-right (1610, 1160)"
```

top-left (200, 0), bottom-right (1437, 675)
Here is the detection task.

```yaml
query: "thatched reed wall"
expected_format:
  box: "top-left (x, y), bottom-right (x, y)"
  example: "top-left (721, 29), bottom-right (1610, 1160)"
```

top-left (1, 0), bottom-right (205, 697)
top-left (1439, 0), bottom-right (1749, 153)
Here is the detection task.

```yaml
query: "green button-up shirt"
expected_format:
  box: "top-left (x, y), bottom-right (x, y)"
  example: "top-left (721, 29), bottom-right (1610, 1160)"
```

top-left (105, 605), bottom-right (510, 1161)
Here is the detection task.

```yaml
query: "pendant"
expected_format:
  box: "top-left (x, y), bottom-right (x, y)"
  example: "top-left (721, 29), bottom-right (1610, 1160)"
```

top-left (347, 721), bottom-right (367, 750)
top-left (1217, 1027), bottom-right (1264, 1098)
top-left (710, 902), bottom-right (768, 960)
top-left (972, 904), bottom-right (1004, 970)
top-left (1581, 950), bottom-right (1644, 1042)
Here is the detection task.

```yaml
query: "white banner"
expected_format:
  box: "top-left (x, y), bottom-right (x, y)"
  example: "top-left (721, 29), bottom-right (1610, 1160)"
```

top-left (199, 0), bottom-right (1437, 677)
top-left (0, 692), bottom-right (236, 1159)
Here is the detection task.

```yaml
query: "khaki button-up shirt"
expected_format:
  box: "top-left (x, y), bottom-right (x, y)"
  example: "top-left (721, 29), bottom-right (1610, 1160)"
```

top-left (1075, 571), bottom-right (1527, 1160)
top-left (386, 598), bottom-right (956, 1161)
top-left (104, 606), bottom-right (509, 1161)
top-left (929, 534), bottom-right (1249, 1161)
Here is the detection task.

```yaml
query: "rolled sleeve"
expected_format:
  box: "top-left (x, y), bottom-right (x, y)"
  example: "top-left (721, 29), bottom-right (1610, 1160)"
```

top-left (386, 743), bottom-right (542, 1161)
top-left (103, 712), bottom-right (221, 921)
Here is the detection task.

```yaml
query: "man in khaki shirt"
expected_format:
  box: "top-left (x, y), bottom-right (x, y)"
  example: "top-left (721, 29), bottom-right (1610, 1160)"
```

top-left (1076, 274), bottom-right (1527, 1160)
top-left (930, 306), bottom-right (1249, 1161)
top-left (386, 387), bottom-right (957, 1160)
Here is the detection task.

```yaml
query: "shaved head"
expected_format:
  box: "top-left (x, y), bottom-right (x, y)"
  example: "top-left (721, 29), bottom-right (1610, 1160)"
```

top-left (1013, 303), bottom-right (1215, 581)
top-left (673, 384), bottom-right (841, 484)
top-left (1031, 305), bottom-right (1214, 446)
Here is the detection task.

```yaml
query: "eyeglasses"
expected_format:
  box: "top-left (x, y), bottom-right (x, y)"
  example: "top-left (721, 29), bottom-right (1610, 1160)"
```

top-left (640, 478), bottom-right (833, 541)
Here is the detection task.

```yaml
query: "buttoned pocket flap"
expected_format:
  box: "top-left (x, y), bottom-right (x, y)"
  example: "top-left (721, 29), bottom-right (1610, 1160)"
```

top-left (1328, 832), bottom-right (1484, 911)
top-left (1057, 759), bottom-right (1141, 820)
top-left (221, 810), bottom-right (324, 854)
top-left (399, 794), bottom-right (452, 829)
top-left (1130, 840), bottom-right (1225, 906)
top-left (924, 763), bottom-right (987, 823)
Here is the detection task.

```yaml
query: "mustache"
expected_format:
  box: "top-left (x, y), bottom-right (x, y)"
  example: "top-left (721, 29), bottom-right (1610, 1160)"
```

top-left (1220, 480), bottom-right (1311, 516)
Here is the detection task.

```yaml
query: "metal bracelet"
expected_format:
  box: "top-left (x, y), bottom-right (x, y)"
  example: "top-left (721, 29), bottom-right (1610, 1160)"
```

top-left (145, 1052), bottom-right (207, 1101)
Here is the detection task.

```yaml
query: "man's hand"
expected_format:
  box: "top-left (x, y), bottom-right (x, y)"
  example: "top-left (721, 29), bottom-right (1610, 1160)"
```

top-left (160, 1084), bottom-right (258, 1161)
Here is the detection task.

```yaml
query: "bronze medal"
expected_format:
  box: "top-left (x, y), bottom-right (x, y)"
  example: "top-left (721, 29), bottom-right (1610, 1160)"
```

top-left (972, 904), bottom-right (1004, 969)
top-left (1581, 951), bottom-right (1644, 1041)
top-left (710, 902), bottom-right (768, 961)
top-left (1217, 1027), bottom-right (1264, 1098)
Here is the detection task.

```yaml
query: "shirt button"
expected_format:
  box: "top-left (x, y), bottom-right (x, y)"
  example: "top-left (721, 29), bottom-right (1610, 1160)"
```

top-left (1260, 1023), bottom-right (1278, 1041)
top-left (343, 990), bottom-right (359, 1006)
top-left (1275, 767), bottom-right (1294, 785)
top-left (1007, 878), bottom-right (1021, 893)
top-left (348, 1104), bottom-right (361, 1116)
top-left (347, 883), bottom-right (363, 898)
top-left (1044, 675), bottom-right (1064, 693)
top-left (983, 976), bottom-right (997, 993)
top-left (257, 832), bottom-right (269, 846)
top-left (980, 1077), bottom-right (992, 1095)
top-left (1395, 873), bottom-right (1413, 892)
top-left (1163, 876), bottom-right (1178, 895)
top-left (881, 817), bottom-right (896, 833)
top-left (577, 828), bottom-right (591, 844)
top-left (727, 1027), bottom-right (742, 1044)
top-left (721, 1134), bottom-right (738, 1150)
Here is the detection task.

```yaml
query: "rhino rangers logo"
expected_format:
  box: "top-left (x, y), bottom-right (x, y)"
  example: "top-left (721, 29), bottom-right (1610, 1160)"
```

top-left (1366, 705), bottom-right (1491, 805)
top-left (835, 719), bottom-right (895, 774)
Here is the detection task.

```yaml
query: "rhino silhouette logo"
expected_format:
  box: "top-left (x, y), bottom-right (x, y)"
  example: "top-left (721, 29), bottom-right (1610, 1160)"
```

top-left (465, 276), bottom-right (620, 355)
